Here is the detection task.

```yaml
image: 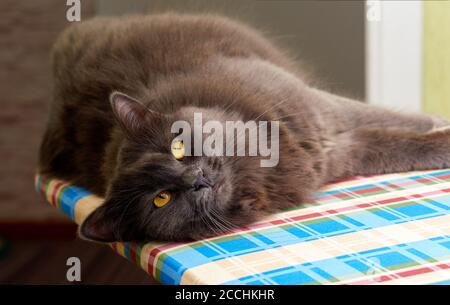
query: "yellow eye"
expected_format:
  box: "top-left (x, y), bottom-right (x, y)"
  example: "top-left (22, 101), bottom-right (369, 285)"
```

top-left (153, 191), bottom-right (172, 208)
top-left (171, 140), bottom-right (185, 160)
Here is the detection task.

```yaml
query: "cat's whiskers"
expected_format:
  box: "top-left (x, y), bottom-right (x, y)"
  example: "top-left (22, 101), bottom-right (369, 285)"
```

top-left (195, 198), bottom-right (216, 237)
top-left (272, 111), bottom-right (304, 121)
top-left (222, 97), bottom-right (242, 114)
top-left (208, 211), bottom-right (226, 235)
top-left (200, 199), bottom-right (221, 236)
top-left (252, 97), bottom-right (290, 121)
top-left (207, 203), bottom-right (236, 232)
top-left (200, 198), bottom-right (234, 235)
top-left (210, 208), bottom-right (239, 232)
top-left (199, 212), bottom-right (214, 236)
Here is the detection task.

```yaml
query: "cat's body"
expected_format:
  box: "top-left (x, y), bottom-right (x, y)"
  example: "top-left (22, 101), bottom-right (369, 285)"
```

top-left (39, 14), bottom-right (450, 242)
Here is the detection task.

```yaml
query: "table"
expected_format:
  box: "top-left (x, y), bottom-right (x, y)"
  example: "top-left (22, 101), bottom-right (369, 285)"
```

top-left (35, 169), bottom-right (450, 284)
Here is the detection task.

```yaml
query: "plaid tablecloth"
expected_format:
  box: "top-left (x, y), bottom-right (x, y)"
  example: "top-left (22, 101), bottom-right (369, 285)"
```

top-left (35, 169), bottom-right (450, 285)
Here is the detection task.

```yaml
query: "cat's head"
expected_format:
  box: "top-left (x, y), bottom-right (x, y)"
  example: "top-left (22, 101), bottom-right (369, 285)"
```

top-left (79, 92), bottom-right (270, 242)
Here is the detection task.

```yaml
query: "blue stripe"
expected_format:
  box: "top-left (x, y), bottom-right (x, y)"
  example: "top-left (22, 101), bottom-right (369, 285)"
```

top-left (223, 236), bottom-right (450, 285)
top-left (161, 195), bottom-right (450, 284)
top-left (35, 176), bottom-right (42, 193)
top-left (59, 185), bottom-right (90, 221)
top-left (432, 279), bottom-right (450, 285)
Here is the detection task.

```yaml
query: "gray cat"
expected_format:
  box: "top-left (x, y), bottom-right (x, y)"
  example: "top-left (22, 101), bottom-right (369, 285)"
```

top-left (39, 13), bottom-right (450, 242)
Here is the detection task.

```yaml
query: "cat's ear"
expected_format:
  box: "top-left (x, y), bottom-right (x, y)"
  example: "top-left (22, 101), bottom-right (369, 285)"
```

top-left (110, 91), bottom-right (150, 136)
top-left (79, 204), bottom-right (116, 243)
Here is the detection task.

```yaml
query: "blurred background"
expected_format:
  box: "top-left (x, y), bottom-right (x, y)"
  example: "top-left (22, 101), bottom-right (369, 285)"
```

top-left (0, 0), bottom-right (448, 284)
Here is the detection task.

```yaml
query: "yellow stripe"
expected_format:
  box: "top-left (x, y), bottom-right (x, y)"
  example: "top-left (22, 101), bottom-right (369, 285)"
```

top-left (45, 180), bottom-right (60, 207)
top-left (180, 214), bottom-right (450, 284)
top-left (73, 194), bottom-right (104, 225)
top-left (139, 242), bottom-right (167, 277)
top-left (139, 244), bottom-right (154, 273)
top-left (115, 242), bottom-right (125, 257)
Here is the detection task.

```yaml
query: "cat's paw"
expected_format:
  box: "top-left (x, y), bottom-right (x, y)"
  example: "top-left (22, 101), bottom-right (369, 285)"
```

top-left (428, 125), bottom-right (450, 134)
top-left (430, 115), bottom-right (450, 130)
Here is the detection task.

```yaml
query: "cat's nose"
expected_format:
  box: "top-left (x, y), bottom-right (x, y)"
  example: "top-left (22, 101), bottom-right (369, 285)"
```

top-left (182, 167), bottom-right (212, 190)
top-left (193, 173), bottom-right (213, 191)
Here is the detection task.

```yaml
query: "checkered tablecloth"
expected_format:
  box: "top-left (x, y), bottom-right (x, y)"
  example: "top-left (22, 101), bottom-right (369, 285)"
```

top-left (35, 169), bottom-right (450, 285)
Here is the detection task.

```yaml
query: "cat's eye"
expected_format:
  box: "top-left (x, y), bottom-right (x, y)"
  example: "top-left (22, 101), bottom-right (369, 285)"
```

top-left (171, 140), bottom-right (185, 160)
top-left (153, 191), bottom-right (172, 208)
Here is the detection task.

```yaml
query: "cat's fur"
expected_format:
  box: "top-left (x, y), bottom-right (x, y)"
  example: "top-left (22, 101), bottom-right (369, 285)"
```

top-left (39, 13), bottom-right (450, 242)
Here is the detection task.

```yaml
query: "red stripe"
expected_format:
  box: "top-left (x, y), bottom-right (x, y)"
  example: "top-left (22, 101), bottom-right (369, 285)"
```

top-left (147, 242), bottom-right (184, 274)
top-left (51, 181), bottom-right (66, 207)
top-left (110, 242), bottom-right (117, 251)
top-left (147, 248), bottom-right (161, 273)
top-left (378, 196), bottom-right (409, 205)
top-left (437, 173), bottom-right (450, 180)
top-left (397, 263), bottom-right (450, 278)
top-left (415, 173), bottom-right (450, 183)
top-left (129, 242), bottom-right (137, 264)
top-left (333, 192), bottom-right (350, 199)
top-left (414, 173), bottom-right (450, 183)
top-left (346, 262), bottom-right (450, 285)
top-left (353, 186), bottom-right (384, 195)
top-left (416, 178), bottom-right (432, 184)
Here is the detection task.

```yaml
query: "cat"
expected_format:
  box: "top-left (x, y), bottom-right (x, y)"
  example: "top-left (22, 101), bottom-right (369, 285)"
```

top-left (39, 13), bottom-right (450, 242)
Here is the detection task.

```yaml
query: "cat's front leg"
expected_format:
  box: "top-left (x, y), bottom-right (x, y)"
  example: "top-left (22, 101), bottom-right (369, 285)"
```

top-left (325, 126), bottom-right (450, 181)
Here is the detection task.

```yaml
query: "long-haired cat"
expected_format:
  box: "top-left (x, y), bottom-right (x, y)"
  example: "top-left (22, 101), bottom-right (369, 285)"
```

top-left (39, 13), bottom-right (450, 242)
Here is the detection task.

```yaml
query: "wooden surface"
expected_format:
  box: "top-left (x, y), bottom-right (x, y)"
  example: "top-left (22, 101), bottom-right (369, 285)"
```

top-left (0, 239), bottom-right (157, 284)
top-left (423, 1), bottom-right (450, 119)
